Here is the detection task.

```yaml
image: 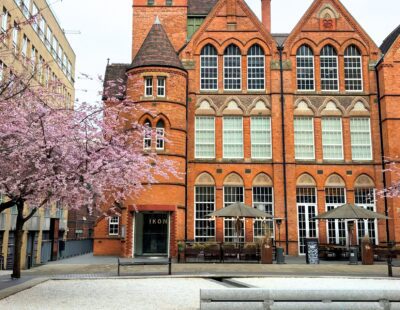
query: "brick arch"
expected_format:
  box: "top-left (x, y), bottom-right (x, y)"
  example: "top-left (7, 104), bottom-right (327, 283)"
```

top-left (194, 38), bottom-right (220, 55)
top-left (346, 97), bottom-right (370, 116)
top-left (223, 173), bottom-right (244, 186)
top-left (252, 173), bottom-right (273, 187)
top-left (290, 39), bottom-right (318, 56)
top-left (218, 97), bottom-right (246, 116)
top-left (245, 39), bottom-right (272, 55)
top-left (294, 98), bottom-right (317, 116)
top-left (354, 174), bottom-right (375, 188)
top-left (247, 97), bottom-right (271, 116)
top-left (325, 173), bottom-right (346, 188)
top-left (296, 173), bottom-right (317, 187)
top-left (317, 39), bottom-right (341, 56)
top-left (195, 97), bottom-right (218, 115)
top-left (318, 97), bottom-right (345, 116)
top-left (340, 39), bottom-right (369, 56)
top-left (220, 39), bottom-right (245, 55)
top-left (153, 113), bottom-right (171, 130)
top-left (139, 113), bottom-right (156, 126)
top-left (195, 172), bottom-right (215, 186)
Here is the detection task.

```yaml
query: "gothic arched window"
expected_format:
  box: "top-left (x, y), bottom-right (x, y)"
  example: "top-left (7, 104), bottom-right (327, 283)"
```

top-left (200, 44), bottom-right (218, 91)
top-left (247, 44), bottom-right (265, 90)
top-left (320, 45), bottom-right (339, 91)
top-left (344, 45), bottom-right (363, 91)
top-left (224, 44), bottom-right (241, 90)
top-left (296, 45), bottom-right (315, 91)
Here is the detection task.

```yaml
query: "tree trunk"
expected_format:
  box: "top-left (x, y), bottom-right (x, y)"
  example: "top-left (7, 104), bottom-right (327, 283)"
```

top-left (11, 200), bottom-right (25, 279)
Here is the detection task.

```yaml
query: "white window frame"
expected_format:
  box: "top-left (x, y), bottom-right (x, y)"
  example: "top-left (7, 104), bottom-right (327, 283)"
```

top-left (296, 45), bottom-right (315, 91)
top-left (200, 45), bottom-right (218, 91)
top-left (321, 117), bottom-right (344, 160)
top-left (1, 8), bottom-right (8, 33)
top-left (344, 46), bottom-right (363, 92)
top-left (157, 76), bottom-right (166, 97)
top-left (251, 116), bottom-right (272, 159)
top-left (247, 45), bottom-right (265, 91)
top-left (325, 187), bottom-right (348, 245)
top-left (223, 45), bottom-right (242, 91)
top-left (252, 186), bottom-right (274, 241)
top-left (194, 186), bottom-right (216, 242)
top-left (355, 188), bottom-right (378, 245)
top-left (294, 117), bottom-right (315, 160)
top-left (223, 116), bottom-right (243, 159)
top-left (108, 216), bottom-right (119, 236)
top-left (143, 123), bottom-right (152, 150)
top-left (350, 117), bottom-right (372, 161)
top-left (156, 127), bottom-right (165, 151)
top-left (12, 22), bottom-right (19, 53)
top-left (223, 186), bottom-right (245, 243)
top-left (320, 45), bottom-right (339, 92)
top-left (296, 187), bottom-right (319, 255)
top-left (144, 77), bottom-right (153, 97)
top-left (195, 116), bottom-right (215, 159)
top-left (21, 34), bottom-right (28, 58)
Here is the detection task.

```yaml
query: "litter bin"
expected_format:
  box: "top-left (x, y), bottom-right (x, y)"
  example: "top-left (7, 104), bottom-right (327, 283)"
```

top-left (305, 238), bottom-right (320, 264)
top-left (276, 247), bottom-right (285, 264)
top-left (349, 246), bottom-right (358, 265)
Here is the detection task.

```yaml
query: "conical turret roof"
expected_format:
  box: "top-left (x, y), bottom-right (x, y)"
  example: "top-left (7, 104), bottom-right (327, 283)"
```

top-left (129, 17), bottom-right (184, 71)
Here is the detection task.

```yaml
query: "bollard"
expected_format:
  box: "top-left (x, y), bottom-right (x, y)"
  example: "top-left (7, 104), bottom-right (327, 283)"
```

top-left (276, 247), bottom-right (285, 264)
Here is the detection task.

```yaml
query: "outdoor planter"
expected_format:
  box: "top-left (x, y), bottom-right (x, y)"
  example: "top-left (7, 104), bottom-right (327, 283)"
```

top-left (261, 241), bottom-right (273, 264)
top-left (203, 243), bottom-right (221, 262)
top-left (241, 243), bottom-right (260, 261)
top-left (361, 238), bottom-right (374, 265)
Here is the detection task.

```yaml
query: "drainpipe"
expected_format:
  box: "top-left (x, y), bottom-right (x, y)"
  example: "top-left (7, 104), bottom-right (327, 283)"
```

top-left (277, 45), bottom-right (289, 255)
top-left (184, 73), bottom-right (189, 242)
top-left (375, 58), bottom-right (390, 244)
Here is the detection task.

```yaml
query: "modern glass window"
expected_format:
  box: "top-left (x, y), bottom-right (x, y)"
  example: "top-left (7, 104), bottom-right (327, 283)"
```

top-left (224, 186), bottom-right (244, 242)
top-left (350, 117), bottom-right (372, 160)
top-left (0, 61), bottom-right (4, 82)
top-left (109, 217), bottom-right (119, 236)
top-left (38, 18), bottom-right (45, 41)
top-left (253, 187), bottom-right (274, 239)
top-left (355, 188), bottom-right (377, 245)
top-left (294, 117), bottom-right (315, 160)
top-left (156, 120), bottom-right (165, 150)
top-left (195, 116), bottom-right (215, 158)
top-left (195, 186), bottom-right (215, 242)
top-left (21, 0), bottom-right (31, 19)
top-left (325, 187), bottom-right (347, 245)
top-left (223, 116), bottom-right (243, 158)
top-left (32, 4), bottom-right (38, 32)
top-left (157, 77), bottom-right (166, 97)
top-left (251, 117), bottom-right (272, 159)
top-left (297, 187), bottom-right (318, 254)
top-left (1, 8), bottom-right (8, 32)
top-left (31, 46), bottom-right (36, 72)
top-left (224, 44), bottom-right (241, 90)
top-left (144, 77), bottom-right (153, 97)
top-left (143, 120), bottom-right (152, 150)
top-left (320, 45), bottom-right (339, 91)
top-left (45, 27), bottom-right (52, 51)
top-left (344, 45), bottom-right (363, 91)
top-left (322, 117), bottom-right (343, 160)
top-left (296, 45), bottom-right (315, 91)
top-left (21, 34), bottom-right (28, 58)
top-left (200, 44), bottom-right (218, 90)
top-left (247, 44), bottom-right (265, 90)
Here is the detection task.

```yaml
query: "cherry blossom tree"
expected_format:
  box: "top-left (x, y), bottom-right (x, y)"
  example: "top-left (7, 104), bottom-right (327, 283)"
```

top-left (0, 68), bottom-right (178, 278)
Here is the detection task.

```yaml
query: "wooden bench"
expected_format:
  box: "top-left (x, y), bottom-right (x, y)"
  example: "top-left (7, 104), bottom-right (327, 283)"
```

top-left (117, 257), bottom-right (172, 276)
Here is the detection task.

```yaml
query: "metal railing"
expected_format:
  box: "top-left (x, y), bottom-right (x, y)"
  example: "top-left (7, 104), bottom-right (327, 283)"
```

top-left (58, 239), bottom-right (93, 260)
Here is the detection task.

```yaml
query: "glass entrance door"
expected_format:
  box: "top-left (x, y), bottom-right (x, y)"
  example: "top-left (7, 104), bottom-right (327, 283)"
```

top-left (142, 213), bottom-right (169, 255)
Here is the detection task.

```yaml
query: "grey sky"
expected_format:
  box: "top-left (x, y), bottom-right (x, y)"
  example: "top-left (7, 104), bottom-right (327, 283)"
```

top-left (49, 0), bottom-right (399, 104)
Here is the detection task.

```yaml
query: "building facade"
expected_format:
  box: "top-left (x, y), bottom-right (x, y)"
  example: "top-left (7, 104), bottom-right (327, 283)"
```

top-left (95, 0), bottom-right (400, 257)
top-left (0, 0), bottom-right (75, 269)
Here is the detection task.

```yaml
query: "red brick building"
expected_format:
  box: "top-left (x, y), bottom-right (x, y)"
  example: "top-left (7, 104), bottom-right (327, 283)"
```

top-left (94, 0), bottom-right (400, 257)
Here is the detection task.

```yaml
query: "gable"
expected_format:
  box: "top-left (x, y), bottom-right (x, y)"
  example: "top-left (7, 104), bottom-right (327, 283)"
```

top-left (285, 0), bottom-right (379, 56)
top-left (181, 0), bottom-right (275, 57)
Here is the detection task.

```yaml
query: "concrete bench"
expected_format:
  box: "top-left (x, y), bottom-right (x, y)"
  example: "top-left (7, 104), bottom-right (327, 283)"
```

top-left (200, 289), bottom-right (400, 310)
top-left (117, 257), bottom-right (171, 276)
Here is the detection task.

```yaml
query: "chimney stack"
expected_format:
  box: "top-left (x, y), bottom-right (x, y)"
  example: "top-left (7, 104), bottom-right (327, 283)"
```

top-left (261, 0), bottom-right (271, 33)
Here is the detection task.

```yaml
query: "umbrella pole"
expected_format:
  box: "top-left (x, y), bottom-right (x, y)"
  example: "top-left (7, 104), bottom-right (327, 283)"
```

top-left (236, 218), bottom-right (240, 259)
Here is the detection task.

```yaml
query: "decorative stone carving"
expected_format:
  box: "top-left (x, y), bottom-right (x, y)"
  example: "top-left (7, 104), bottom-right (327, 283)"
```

top-left (195, 172), bottom-right (215, 186)
top-left (354, 174), bottom-right (375, 188)
top-left (224, 173), bottom-right (244, 186)
top-left (253, 173), bottom-right (273, 186)
top-left (325, 174), bottom-right (345, 187)
top-left (297, 174), bottom-right (316, 186)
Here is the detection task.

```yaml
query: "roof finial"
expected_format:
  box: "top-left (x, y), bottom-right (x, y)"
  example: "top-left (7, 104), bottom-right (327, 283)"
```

top-left (154, 16), bottom-right (161, 25)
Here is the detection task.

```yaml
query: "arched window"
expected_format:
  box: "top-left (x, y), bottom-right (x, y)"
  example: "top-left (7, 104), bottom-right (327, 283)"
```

top-left (354, 175), bottom-right (377, 245)
top-left (320, 45), bottom-right (339, 91)
top-left (252, 174), bottom-right (274, 240)
top-left (223, 173), bottom-right (245, 242)
top-left (224, 44), bottom-right (241, 90)
top-left (194, 173), bottom-right (216, 242)
top-left (200, 44), bottom-right (218, 91)
top-left (247, 44), bottom-right (265, 90)
top-left (325, 174), bottom-right (347, 245)
top-left (296, 45), bottom-right (315, 91)
top-left (156, 120), bottom-right (165, 151)
top-left (344, 45), bottom-right (363, 91)
top-left (296, 174), bottom-right (318, 254)
top-left (143, 120), bottom-right (152, 150)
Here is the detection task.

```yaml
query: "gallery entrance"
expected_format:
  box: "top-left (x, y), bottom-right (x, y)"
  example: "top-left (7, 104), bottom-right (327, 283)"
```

top-left (134, 212), bottom-right (169, 256)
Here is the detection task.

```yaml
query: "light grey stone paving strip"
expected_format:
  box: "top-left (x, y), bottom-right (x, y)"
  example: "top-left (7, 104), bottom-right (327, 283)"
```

top-left (0, 278), bottom-right (49, 301)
